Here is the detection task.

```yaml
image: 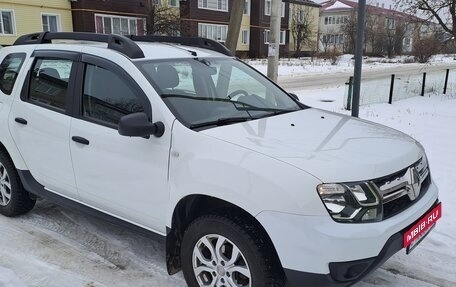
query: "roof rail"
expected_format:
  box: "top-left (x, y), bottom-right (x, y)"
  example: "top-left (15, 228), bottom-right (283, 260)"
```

top-left (128, 35), bottom-right (233, 56)
top-left (13, 32), bottom-right (145, 59)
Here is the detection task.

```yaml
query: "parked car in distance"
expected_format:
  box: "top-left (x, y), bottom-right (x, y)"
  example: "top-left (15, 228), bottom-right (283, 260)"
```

top-left (0, 32), bottom-right (441, 287)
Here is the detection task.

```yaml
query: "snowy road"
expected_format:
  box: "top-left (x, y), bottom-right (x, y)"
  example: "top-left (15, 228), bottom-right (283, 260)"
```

top-left (279, 62), bottom-right (456, 91)
top-left (1, 78), bottom-right (455, 286)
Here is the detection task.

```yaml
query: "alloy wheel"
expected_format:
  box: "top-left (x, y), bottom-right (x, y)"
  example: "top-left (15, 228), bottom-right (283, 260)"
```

top-left (0, 162), bottom-right (11, 206)
top-left (192, 234), bottom-right (251, 287)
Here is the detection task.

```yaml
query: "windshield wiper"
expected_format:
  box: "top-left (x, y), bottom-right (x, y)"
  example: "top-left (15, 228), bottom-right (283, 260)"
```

top-left (189, 117), bottom-right (252, 129)
top-left (161, 95), bottom-right (295, 113)
top-left (235, 105), bottom-right (292, 114)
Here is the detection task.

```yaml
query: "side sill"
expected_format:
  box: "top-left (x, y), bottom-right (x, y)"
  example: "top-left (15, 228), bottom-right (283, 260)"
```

top-left (17, 169), bottom-right (166, 244)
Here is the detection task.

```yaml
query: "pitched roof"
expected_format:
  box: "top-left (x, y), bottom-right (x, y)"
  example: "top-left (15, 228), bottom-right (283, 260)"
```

top-left (320, 0), bottom-right (424, 22)
top-left (287, 0), bottom-right (322, 8)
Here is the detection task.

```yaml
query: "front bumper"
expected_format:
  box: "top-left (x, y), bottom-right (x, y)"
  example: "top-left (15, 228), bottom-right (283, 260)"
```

top-left (256, 182), bottom-right (439, 286)
top-left (284, 223), bottom-right (404, 286)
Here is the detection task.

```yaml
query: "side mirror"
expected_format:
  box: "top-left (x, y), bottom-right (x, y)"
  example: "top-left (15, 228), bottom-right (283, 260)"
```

top-left (289, 93), bottom-right (300, 102)
top-left (118, 112), bottom-right (165, 138)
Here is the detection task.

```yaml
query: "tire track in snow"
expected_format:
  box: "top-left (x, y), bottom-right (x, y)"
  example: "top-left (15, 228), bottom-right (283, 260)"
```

top-left (10, 200), bottom-right (186, 287)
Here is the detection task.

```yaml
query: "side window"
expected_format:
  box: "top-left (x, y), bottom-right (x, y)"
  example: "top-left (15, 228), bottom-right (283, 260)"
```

top-left (83, 64), bottom-right (145, 125)
top-left (29, 58), bottom-right (73, 110)
top-left (0, 53), bottom-right (26, 95)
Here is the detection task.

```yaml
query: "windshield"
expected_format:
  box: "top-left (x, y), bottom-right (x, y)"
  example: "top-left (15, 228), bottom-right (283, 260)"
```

top-left (136, 57), bottom-right (303, 129)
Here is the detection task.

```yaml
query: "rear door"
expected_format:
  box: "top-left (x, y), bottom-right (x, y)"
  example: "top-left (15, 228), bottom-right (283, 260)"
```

top-left (9, 51), bottom-right (79, 198)
top-left (69, 54), bottom-right (170, 231)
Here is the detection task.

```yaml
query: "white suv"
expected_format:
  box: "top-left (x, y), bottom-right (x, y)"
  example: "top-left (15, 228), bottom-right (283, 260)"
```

top-left (0, 32), bottom-right (441, 287)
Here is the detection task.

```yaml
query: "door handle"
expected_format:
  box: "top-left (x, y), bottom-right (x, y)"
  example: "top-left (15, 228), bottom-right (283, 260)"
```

top-left (15, 117), bottom-right (28, 125)
top-left (72, 136), bottom-right (90, 145)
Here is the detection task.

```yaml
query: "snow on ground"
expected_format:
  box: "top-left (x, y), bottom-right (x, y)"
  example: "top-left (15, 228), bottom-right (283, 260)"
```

top-left (246, 54), bottom-right (456, 78)
top-left (1, 70), bottom-right (455, 287)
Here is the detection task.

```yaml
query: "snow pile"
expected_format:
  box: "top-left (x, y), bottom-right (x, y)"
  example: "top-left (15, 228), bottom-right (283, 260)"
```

top-left (0, 267), bottom-right (27, 287)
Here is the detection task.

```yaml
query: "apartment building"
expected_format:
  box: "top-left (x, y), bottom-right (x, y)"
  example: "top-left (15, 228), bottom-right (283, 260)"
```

top-left (288, 0), bottom-right (321, 56)
top-left (0, 0), bottom-right (73, 45)
top-left (70, 0), bottom-right (151, 36)
top-left (247, 0), bottom-right (290, 58)
top-left (319, 0), bottom-right (425, 55)
top-left (180, 0), bottom-right (252, 57)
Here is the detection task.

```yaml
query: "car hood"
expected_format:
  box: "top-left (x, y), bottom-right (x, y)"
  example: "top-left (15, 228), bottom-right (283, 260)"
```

top-left (201, 108), bottom-right (423, 183)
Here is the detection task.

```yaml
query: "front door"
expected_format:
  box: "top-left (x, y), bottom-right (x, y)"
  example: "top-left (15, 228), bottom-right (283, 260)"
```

top-left (69, 55), bottom-right (170, 232)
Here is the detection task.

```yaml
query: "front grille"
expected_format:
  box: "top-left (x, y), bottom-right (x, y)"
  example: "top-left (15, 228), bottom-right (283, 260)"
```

top-left (373, 157), bottom-right (431, 220)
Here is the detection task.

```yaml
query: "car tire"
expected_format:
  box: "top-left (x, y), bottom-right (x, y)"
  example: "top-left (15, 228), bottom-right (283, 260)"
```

top-left (0, 151), bottom-right (35, 217)
top-left (181, 213), bottom-right (285, 287)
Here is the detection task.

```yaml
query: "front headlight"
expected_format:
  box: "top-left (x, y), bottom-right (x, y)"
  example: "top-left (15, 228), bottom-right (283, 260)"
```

top-left (317, 182), bottom-right (382, 223)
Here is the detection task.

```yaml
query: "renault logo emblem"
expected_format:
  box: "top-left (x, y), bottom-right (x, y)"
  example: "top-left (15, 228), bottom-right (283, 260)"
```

top-left (406, 167), bottom-right (421, 201)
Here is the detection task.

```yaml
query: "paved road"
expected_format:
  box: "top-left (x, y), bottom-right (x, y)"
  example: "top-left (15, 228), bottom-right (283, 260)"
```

top-left (279, 62), bottom-right (456, 91)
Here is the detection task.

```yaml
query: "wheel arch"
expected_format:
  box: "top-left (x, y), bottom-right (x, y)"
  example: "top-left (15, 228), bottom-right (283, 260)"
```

top-left (166, 194), bottom-right (284, 277)
top-left (0, 140), bottom-right (27, 171)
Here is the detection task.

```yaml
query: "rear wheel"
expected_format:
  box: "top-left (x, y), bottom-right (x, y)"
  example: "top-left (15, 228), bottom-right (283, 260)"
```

top-left (0, 151), bottom-right (35, 217)
top-left (181, 213), bottom-right (285, 287)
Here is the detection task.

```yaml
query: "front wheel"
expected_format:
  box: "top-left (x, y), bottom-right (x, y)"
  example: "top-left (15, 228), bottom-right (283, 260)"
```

top-left (181, 214), bottom-right (285, 287)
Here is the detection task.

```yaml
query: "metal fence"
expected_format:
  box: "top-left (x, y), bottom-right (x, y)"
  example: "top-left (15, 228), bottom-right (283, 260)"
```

top-left (344, 68), bottom-right (455, 109)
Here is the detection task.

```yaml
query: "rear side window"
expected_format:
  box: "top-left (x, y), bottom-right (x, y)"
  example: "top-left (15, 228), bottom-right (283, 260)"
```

top-left (29, 58), bottom-right (73, 110)
top-left (82, 64), bottom-right (145, 125)
top-left (0, 53), bottom-right (26, 95)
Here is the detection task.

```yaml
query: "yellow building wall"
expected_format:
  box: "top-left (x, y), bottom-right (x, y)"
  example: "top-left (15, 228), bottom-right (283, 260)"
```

top-left (289, 3), bottom-right (320, 53)
top-left (0, 0), bottom-right (73, 45)
top-left (236, 15), bottom-right (250, 52)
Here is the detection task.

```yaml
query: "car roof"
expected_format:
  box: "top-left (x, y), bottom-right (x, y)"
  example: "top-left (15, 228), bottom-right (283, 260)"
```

top-left (10, 33), bottom-right (233, 61)
top-left (136, 42), bottom-right (230, 60)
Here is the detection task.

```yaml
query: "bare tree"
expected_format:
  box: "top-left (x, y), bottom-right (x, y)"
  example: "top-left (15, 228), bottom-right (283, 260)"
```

top-left (365, 14), bottom-right (385, 56)
top-left (290, 6), bottom-right (314, 57)
top-left (319, 28), bottom-right (337, 53)
top-left (341, 12), bottom-right (357, 54)
top-left (394, 23), bottom-right (407, 56)
top-left (413, 34), bottom-right (441, 63)
top-left (395, 0), bottom-right (455, 38)
top-left (146, 2), bottom-right (180, 36)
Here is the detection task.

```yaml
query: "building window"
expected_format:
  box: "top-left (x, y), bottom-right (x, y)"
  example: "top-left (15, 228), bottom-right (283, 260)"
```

top-left (404, 38), bottom-right (411, 46)
top-left (169, 0), bottom-right (179, 7)
top-left (241, 30), bottom-right (250, 45)
top-left (323, 34), bottom-right (344, 45)
top-left (198, 23), bottom-right (228, 42)
top-left (42, 14), bottom-right (61, 32)
top-left (264, 30), bottom-right (286, 45)
top-left (265, 1), bottom-right (285, 17)
top-left (386, 18), bottom-right (396, 29)
top-left (325, 16), bottom-right (341, 25)
top-left (265, 0), bottom-right (271, 15)
top-left (95, 14), bottom-right (146, 36)
top-left (198, 0), bottom-right (228, 12)
top-left (0, 10), bottom-right (14, 35)
top-left (244, 0), bottom-right (250, 15)
top-left (299, 10), bottom-right (305, 22)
